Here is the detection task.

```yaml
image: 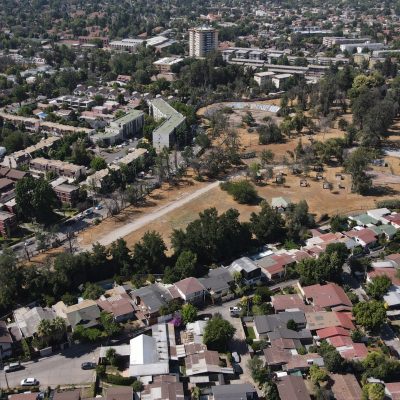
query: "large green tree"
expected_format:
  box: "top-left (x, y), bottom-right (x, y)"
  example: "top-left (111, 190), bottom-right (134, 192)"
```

top-left (16, 176), bottom-right (59, 223)
top-left (203, 314), bottom-right (236, 351)
top-left (250, 201), bottom-right (285, 244)
top-left (353, 300), bottom-right (386, 331)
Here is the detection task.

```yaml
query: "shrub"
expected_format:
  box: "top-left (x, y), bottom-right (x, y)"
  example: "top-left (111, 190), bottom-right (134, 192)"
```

top-left (220, 181), bottom-right (259, 204)
top-left (105, 374), bottom-right (136, 386)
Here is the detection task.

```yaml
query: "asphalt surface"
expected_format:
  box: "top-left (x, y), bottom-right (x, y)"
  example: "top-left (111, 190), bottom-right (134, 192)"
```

top-left (0, 345), bottom-right (99, 389)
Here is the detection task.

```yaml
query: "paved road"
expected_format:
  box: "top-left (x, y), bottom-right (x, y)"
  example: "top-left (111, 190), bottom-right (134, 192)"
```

top-left (78, 180), bottom-right (222, 250)
top-left (0, 345), bottom-right (99, 389)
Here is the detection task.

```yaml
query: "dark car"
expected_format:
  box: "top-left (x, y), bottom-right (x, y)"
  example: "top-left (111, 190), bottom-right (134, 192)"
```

top-left (233, 363), bottom-right (243, 375)
top-left (81, 362), bottom-right (96, 370)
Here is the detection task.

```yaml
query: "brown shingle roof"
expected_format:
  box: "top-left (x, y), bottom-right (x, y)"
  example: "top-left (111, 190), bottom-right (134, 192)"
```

top-left (330, 374), bottom-right (362, 400)
top-left (174, 277), bottom-right (205, 296)
top-left (276, 375), bottom-right (311, 400)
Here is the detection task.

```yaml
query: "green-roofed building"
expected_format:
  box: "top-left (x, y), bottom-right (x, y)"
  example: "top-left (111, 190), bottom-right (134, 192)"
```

top-left (92, 109), bottom-right (144, 145)
top-left (150, 98), bottom-right (186, 152)
top-left (370, 224), bottom-right (397, 239)
top-left (348, 213), bottom-right (378, 227)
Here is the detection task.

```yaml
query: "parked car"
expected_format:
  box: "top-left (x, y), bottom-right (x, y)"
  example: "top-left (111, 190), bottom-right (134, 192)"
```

top-left (229, 306), bottom-right (242, 317)
top-left (81, 362), bottom-right (96, 370)
top-left (4, 362), bottom-right (23, 373)
top-left (21, 378), bottom-right (39, 386)
top-left (232, 352), bottom-right (241, 363)
top-left (233, 363), bottom-right (243, 375)
top-left (95, 204), bottom-right (103, 210)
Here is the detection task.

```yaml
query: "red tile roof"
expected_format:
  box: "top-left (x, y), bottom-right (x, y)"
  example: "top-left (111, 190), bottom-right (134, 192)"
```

top-left (271, 294), bottom-right (305, 312)
top-left (346, 228), bottom-right (377, 245)
top-left (316, 326), bottom-right (350, 339)
top-left (328, 335), bottom-right (354, 348)
top-left (335, 312), bottom-right (355, 330)
top-left (368, 267), bottom-right (400, 286)
top-left (339, 343), bottom-right (368, 360)
top-left (303, 283), bottom-right (352, 309)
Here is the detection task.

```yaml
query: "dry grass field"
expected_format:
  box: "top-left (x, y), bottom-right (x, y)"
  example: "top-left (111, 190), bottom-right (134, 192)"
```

top-left (74, 104), bottom-right (400, 252)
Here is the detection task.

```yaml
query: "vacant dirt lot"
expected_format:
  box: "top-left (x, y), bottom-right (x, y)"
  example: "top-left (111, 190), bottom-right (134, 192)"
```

top-left (77, 176), bottom-right (211, 249)
top-left (76, 107), bottom-right (400, 252)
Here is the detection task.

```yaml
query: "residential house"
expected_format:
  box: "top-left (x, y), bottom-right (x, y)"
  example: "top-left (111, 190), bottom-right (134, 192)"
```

top-left (97, 293), bottom-right (135, 322)
top-left (300, 283), bottom-right (353, 311)
top-left (211, 384), bottom-right (258, 400)
top-left (345, 228), bottom-right (378, 248)
top-left (13, 306), bottom-right (56, 338)
top-left (53, 390), bottom-right (81, 400)
top-left (382, 213), bottom-right (400, 229)
top-left (348, 213), bottom-right (378, 227)
top-left (385, 382), bottom-right (400, 400)
top-left (131, 283), bottom-right (173, 325)
top-left (256, 253), bottom-right (296, 281)
top-left (141, 375), bottom-right (184, 400)
top-left (171, 277), bottom-right (206, 304)
top-left (105, 386), bottom-right (133, 400)
top-left (62, 300), bottom-right (101, 330)
top-left (184, 349), bottom-right (233, 377)
top-left (254, 311), bottom-right (307, 340)
top-left (276, 375), bottom-right (311, 400)
top-left (367, 208), bottom-right (391, 222)
top-left (330, 373), bottom-right (363, 400)
top-left (0, 320), bottom-right (13, 357)
top-left (229, 257), bottom-right (262, 285)
top-left (271, 294), bottom-right (313, 313)
top-left (199, 267), bottom-right (233, 302)
top-left (8, 394), bottom-right (40, 400)
top-left (305, 311), bottom-right (355, 331)
top-left (370, 224), bottom-right (397, 240)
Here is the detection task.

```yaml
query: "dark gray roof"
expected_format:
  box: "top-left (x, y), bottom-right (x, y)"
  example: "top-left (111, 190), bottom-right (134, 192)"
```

top-left (212, 384), bottom-right (258, 400)
top-left (254, 315), bottom-right (281, 334)
top-left (199, 267), bottom-right (233, 292)
top-left (254, 312), bottom-right (306, 334)
top-left (268, 327), bottom-right (312, 341)
top-left (276, 311), bottom-right (306, 325)
top-left (131, 283), bottom-right (172, 313)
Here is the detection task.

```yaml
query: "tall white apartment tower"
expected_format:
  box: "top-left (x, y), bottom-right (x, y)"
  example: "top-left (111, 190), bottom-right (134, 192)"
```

top-left (189, 26), bottom-right (218, 58)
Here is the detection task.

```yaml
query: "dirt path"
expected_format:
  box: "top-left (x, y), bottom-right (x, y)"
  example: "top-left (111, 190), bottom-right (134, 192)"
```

top-left (77, 180), bottom-right (221, 250)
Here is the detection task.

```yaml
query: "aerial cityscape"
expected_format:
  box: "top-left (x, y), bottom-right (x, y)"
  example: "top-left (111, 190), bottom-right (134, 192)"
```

top-left (3, 0), bottom-right (400, 399)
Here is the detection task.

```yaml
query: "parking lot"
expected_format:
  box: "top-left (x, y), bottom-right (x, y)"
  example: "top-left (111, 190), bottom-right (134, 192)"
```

top-left (0, 345), bottom-right (99, 389)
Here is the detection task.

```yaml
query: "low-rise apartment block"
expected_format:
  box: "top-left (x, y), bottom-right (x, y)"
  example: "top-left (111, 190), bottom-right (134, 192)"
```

top-left (0, 210), bottom-right (17, 237)
top-left (109, 38), bottom-right (144, 52)
top-left (2, 136), bottom-right (61, 169)
top-left (30, 158), bottom-right (86, 180)
top-left (91, 109), bottom-right (145, 145)
top-left (149, 98), bottom-right (186, 152)
top-left (153, 57), bottom-right (184, 73)
top-left (53, 183), bottom-right (80, 205)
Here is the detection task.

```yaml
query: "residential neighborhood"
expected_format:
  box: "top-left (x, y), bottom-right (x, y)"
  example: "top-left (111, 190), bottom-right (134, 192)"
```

top-left (4, 0), bottom-right (400, 399)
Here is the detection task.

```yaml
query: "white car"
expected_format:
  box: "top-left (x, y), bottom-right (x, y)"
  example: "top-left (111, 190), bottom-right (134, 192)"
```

top-left (21, 378), bottom-right (39, 386)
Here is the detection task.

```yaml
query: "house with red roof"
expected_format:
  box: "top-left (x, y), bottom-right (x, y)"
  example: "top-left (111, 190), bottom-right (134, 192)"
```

top-left (316, 326), bottom-right (350, 340)
top-left (383, 213), bottom-right (400, 229)
top-left (328, 335), bottom-right (354, 348)
top-left (345, 228), bottom-right (378, 248)
top-left (300, 283), bottom-right (353, 310)
top-left (339, 342), bottom-right (368, 361)
top-left (385, 382), bottom-right (400, 400)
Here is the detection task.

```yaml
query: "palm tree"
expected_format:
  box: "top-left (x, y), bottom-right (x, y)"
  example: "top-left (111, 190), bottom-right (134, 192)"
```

top-left (37, 319), bottom-right (53, 338)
